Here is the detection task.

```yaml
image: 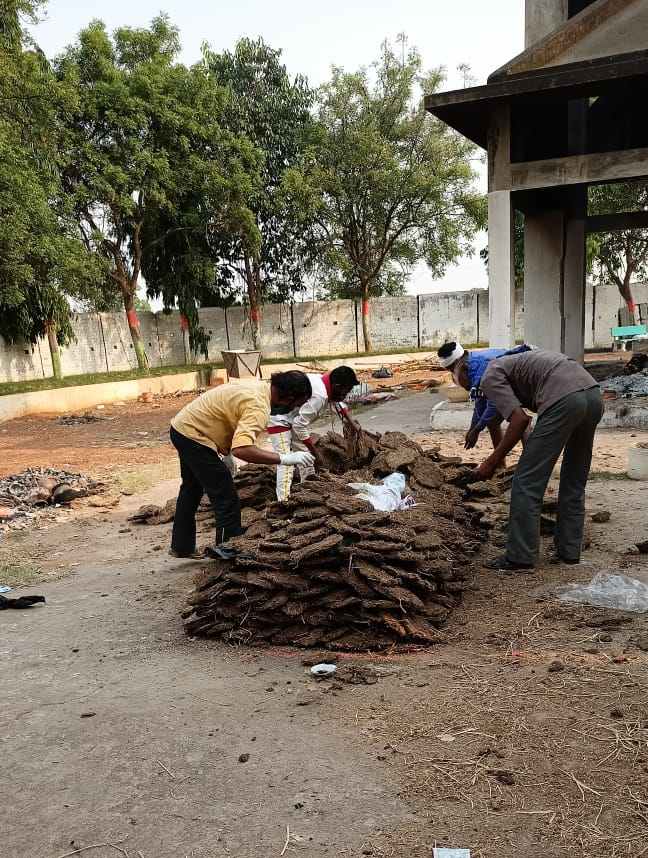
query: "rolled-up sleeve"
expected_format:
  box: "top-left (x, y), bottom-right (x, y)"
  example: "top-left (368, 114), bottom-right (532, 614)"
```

top-left (292, 394), bottom-right (326, 440)
top-left (481, 365), bottom-right (521, 421)
top-left (231, 403), bottom-right (269, 450)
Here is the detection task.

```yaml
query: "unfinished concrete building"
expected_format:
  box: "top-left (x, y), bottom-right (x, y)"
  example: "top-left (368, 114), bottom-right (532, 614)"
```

top-left (426, 0), bottom-right (648, 359)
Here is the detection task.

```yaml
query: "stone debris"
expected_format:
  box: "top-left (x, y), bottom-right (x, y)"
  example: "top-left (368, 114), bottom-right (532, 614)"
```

top-left (0, 468), bottom-right (102, 529)
top-left (601, 368), bottom-right (648, 397)
top-left (56, 412), bottom-right (109, 426)
top-left (182, 430), bottom-right (506, 651)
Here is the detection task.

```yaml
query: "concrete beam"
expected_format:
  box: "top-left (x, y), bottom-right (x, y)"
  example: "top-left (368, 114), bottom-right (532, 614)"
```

top-left (512, 0), bottom-right (640, 76)
top-left (487, 190), bottom-right (516, 348)
top-left (509, 147), bottom-right (648, 191)
top-left (587, 210), bottom-right (648, 232)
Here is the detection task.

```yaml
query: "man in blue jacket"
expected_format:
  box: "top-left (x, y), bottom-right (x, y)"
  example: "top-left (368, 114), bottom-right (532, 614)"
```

top-left (438, 342), bottom-right (532, 451)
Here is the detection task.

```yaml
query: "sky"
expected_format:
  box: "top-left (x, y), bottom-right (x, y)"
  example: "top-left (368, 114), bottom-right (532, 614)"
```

top-left (32, 0), bottom-right (526, 296)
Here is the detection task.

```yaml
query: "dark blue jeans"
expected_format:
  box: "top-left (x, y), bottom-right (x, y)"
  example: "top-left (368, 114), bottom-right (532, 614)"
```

top-left (170, 426), bottom-right (243, 554)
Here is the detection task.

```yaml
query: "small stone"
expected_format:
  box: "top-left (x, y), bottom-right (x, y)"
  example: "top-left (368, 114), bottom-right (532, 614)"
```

top-left (80, 712), bottom-right (96, 718)
top-left (610, 707), bottom-right (625, 719)
top-left (591, 511), bottom-right (611, 523)
top-left (599, 633), bottom-right (613, 643)
top-left (265, 686), bottom-right (275, 692)
top-left (238, 753), bottom-right (250, 763)
top-left (584, 647), bottom-right (599, 655)
top-left (362, 850), bottom-right (374, 856)
top-left (548, 660), bottom-right (565, 673)
top-left (118, 527), bottom-right (132, 533)
top-left (71, 648), bottom-right (79, 653)
top-left (613, 655), bottom-right (628, 664)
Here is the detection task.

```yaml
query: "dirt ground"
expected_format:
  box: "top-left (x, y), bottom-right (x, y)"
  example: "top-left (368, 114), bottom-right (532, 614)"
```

top-left (2, 389), bottom-right (648, 857)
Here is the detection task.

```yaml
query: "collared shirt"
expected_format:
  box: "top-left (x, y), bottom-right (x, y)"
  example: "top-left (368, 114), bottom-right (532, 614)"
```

top-left (467, 348), bottom-right (508, 432)
top-left (268, 372), bottom-right (348, 439)
top-left (171, 380), bottom-right (271, 454)
top-left (480, 349), bottom-right (598, 420)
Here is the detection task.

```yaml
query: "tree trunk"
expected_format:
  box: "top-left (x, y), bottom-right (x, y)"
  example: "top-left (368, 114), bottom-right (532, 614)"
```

top-left (123, 290), bottom-right (149, 371)
top-left (244, 255), bottom-right (262, 350)
top-left (45, 321), bottom-right (63, 381)
top-left (622, 266), bottom-right (636, 315)
top-left (360, 285), bottom-right (372, 353)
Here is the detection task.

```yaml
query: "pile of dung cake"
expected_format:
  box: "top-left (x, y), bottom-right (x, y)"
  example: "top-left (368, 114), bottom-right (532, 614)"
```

top-left (183, 429), bottom-right (502, 651)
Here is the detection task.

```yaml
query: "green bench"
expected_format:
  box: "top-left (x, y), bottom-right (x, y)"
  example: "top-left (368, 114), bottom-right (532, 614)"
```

top-left (611, 324), bottom-right (648, 350)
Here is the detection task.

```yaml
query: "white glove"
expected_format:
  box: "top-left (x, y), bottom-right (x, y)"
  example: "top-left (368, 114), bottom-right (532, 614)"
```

top-left (280, 451), bottom-right (316, 468)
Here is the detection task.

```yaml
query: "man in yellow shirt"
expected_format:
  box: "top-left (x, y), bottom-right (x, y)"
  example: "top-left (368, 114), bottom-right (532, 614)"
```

top-left (169, 371), bottom-right (313, 559)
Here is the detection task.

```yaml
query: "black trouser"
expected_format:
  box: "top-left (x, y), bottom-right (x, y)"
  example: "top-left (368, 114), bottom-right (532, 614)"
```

top-left (507, 387), bottom-right (604, 565)
top-left (170, 426), bottom-right (243, 554)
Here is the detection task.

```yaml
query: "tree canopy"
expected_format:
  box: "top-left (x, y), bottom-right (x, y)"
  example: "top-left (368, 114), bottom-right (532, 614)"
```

top-left (0, 0), bottom-right (101, 377)
top-left (56, 16), bottom-right (260, 364)
top-left (201, 38), bottom-right (315, 347)
top-left (284, 43), bottom-right (485, 351)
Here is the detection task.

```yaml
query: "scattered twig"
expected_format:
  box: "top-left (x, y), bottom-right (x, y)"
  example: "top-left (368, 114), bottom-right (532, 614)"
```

top-left (56, 838), bottom-right (129, 858)
top-left (280, 825), bottom-right (290, 856)
top-left (563, 769), bottom-right (602, 801)
top-left (157, 760), bottom-right (176, 779)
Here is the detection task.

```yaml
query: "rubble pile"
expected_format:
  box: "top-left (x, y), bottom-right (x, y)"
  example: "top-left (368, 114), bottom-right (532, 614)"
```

top-left (56, 413), bottom-right (107, 426)
top-left (601, 369), bottom-right (648, 397)
top-left (0, 468), bottom-right (101, 527)
top-left (182, 430), bottom-right (501, 651)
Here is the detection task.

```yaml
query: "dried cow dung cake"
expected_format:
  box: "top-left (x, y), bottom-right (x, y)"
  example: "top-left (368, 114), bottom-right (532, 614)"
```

top-left (182, 429), bottom-right (507, 651)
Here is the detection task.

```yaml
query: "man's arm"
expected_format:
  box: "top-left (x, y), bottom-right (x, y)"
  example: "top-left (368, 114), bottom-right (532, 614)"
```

top-left (231, 444), bottom-right (281, 465)
top-left (292, 394), bottom-right (326, 454)
top-left (474, 408), bottom-right (531, 479)
top-left (336, 402), bottom-right (361, 432)
top-left (232, 402), bottom-right (314, 467)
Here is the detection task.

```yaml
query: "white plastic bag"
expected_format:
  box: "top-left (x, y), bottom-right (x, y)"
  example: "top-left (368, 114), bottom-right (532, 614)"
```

top-left (348, 472), bottom-right (414, 512)
top-left (557, 572), bottom-right (648, 613)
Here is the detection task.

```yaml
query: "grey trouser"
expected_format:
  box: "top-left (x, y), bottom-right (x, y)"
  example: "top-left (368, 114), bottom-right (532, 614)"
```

top-left (507, 386), bottom-right (603, 565)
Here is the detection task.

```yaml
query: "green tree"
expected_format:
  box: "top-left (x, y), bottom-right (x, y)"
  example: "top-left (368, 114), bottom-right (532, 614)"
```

top-left (589, 182), bottom-right (648, 311)
top-left (202, 38), bottom-right (315, 348)
top-left (0, 0), bottom-right (101, 378)
top-left (284, 42), bottom-right (485, 352)
top-left (56, 16), bottom-right (258, 368)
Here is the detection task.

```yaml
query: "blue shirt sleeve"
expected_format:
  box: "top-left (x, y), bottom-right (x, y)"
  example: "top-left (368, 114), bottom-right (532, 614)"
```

top-left (472, 396), bottom-right (499, 432)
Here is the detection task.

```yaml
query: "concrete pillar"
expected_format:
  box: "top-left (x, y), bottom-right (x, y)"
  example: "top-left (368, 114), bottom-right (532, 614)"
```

top-left (523, 201), bottom-right (586, 360)
top-left (524, 211), bottom-right (564, 352)
top-left (562, 206), bottom-right (586, 360)
top-left (525, 0), bottom-right (567, 46)
top-left (488, 190), bottom-right (516, 348)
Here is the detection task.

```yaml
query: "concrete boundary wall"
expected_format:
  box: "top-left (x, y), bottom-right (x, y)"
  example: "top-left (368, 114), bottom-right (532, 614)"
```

top-left (0, 284), bottom-right (644, 384)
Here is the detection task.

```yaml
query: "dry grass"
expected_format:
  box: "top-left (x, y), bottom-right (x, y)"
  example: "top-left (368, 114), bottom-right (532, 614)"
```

top-left (345, 593), bottom-right (648, 858)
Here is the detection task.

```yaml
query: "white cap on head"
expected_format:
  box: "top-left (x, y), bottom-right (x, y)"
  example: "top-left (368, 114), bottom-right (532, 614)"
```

top-left (439, 343), bottom-right (465, 369)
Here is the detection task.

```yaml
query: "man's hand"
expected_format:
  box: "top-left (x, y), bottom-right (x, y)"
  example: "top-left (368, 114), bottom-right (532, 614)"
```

top-left (280, 451), bottom-right (316, 468)
top-left (473, 460), bottom-right (497, 481)
top-left (464, 427), bottom-right (480, 450)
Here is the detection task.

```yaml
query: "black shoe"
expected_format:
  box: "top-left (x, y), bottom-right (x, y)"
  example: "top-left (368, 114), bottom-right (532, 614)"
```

top-left (484, 555), bottom-right (534, 572)
top-left (169, 549), bottom-right (203, 560)
top-left (548, 553), bottom-right (580, 566)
